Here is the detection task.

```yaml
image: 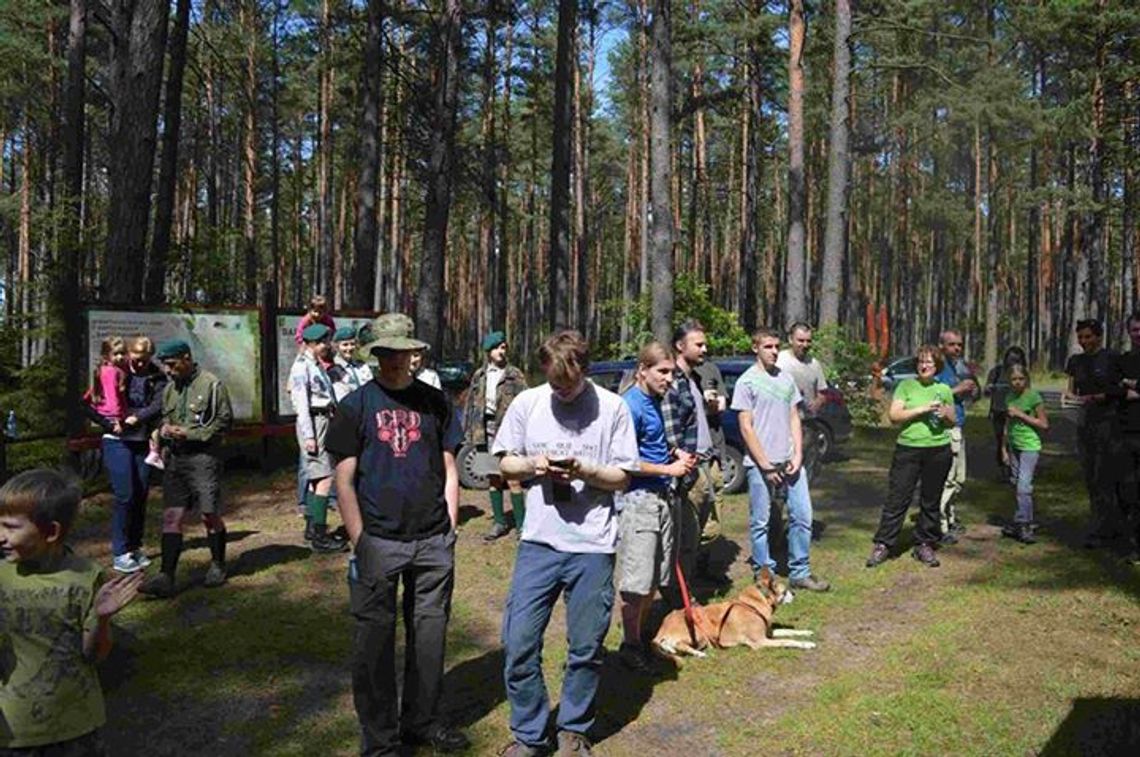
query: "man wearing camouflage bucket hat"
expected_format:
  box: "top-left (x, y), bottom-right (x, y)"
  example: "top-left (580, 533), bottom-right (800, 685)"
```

top-left (463, 330), bottom-right (528, 540)
top-left (326, 313), bottom-right (469, 754)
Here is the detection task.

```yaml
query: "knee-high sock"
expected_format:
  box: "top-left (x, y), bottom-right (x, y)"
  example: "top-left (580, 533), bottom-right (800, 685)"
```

top-left (307, 492), bottom-right (330, 527)
top-left (160, 532), bottom-right (183, 578)
top-left (208, 529), bottom-right (227, 566)
top-left (510, 491), bottom-right (526, 529)
top-left (488, 489), bottom-right (506, 526)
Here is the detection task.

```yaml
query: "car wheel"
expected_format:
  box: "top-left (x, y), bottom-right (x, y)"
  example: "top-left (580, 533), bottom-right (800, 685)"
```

top-left (805, 419), bottom-right (834, 461)
top-left (721, 445), bottom-right (746, 494)
top-left (456, 444), bottom-right (490, 490)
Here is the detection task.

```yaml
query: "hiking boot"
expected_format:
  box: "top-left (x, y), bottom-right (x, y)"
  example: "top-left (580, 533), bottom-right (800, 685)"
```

top-left (790, 574), bottom-right (831, 592)
top-left (204, 561), bottom-right (227, 588)
top-left (303, 517), bottom-right (315, 544)
top-left (939, 532), bottom-right (959, 546)
top-left (1000, 523), bottom-right (1020, 540)
top-left (865, 542), bottom-right (890, 568)
top-left (950, 522), bottom-right (966, 535)
top-left (483, 521), bottom-right (512, 542)
top-left (499, 742), bottom-right (545, 757)
top-left (139, 572), bottom-right (175, 598)
top-left (310, 531), bottom-right (349, 554)
top-left (557, 731), bottom-right (593, 756)
top-left (616, 642), bottom-right (655, 675)
top-left (402, 724), bottom-right (470, 753)
top-left (912, 543), bottom-right (940, 568)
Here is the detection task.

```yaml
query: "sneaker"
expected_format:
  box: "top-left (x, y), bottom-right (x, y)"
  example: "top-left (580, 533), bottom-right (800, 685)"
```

top-left (144, 450), bottom-right (165, 470)
top-left (950, 522), bottom-right (966, 535)
top-left (139, 572), bottom-right (175, 598)
top-left (499, 742), bottom-right (545, 757)
top-left (912, 543), bottom-right (940, 568)
top-left (865, 542), bottom-right (890, 568)
top-left (112, 553), bottom-right (143, 574)
top-left (132, 550), bottom-right (152, 569)
top-left (402, 724), bottom-right (470, 753)
top-left (1000, 524), bottom-right (1020, 540)
top-left (790, 574), bottom-right (831, 592)
top-left (483, 521), bottom-right (512, 542)
top-left (939, 532), bottom-right (959, 546)
top-left (616, 642), bottom-right (655, 675)
top-left (557, 731), bottom-right (593, 756)
top-left (204, 561), bottom-right (227, 588)
top-left (1016, 525), bottom-right (1037, 544)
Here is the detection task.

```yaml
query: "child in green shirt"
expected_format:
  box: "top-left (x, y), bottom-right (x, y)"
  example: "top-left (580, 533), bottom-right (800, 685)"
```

top-left (1000, 365), bottom-right (1049, 544)
top-left (0, 470), bottom-right (143, 755)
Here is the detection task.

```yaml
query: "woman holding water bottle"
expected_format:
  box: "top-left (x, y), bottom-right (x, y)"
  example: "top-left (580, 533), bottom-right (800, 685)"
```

top-left (866, 344), bottom-right (957, 569)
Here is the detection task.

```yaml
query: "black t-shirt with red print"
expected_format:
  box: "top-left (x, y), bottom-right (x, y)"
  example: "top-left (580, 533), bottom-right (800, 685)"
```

top-left (326, 378), bottom-right (461, 540)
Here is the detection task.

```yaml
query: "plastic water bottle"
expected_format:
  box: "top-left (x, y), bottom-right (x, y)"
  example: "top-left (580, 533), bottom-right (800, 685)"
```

top-left (4, 410), bottom-right (15, 439)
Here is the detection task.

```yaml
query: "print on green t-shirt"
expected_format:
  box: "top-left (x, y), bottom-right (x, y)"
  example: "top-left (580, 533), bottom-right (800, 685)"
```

top-left (0, 551), bottom-right (106, 749)
top-left (1006, 388), bottom-right (1043, 452)
top-left (895, 378), bottom-right (954, 448)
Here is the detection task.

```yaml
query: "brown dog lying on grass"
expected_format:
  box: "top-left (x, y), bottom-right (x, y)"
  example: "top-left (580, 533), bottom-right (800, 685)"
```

top-left (651, 567), bottom-right (816, 661)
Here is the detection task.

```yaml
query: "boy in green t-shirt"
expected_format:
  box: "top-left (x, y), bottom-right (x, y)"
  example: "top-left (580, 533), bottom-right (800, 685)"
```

top-left (0, 470), bottom-right (143, 755)
top-left (999, 365), bottom-right (1049, 544)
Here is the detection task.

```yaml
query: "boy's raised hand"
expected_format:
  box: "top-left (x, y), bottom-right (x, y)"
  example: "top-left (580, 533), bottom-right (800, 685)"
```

top-left (95, 571), bottom-right (145, 619)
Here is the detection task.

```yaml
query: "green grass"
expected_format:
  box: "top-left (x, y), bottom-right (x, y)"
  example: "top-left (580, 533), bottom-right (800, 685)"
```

top-left (69, 419), bottom-right (1140, 755)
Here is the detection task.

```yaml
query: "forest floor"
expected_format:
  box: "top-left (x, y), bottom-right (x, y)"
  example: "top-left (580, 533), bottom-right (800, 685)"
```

top-left (68, 416), bottom-right (1140, 756)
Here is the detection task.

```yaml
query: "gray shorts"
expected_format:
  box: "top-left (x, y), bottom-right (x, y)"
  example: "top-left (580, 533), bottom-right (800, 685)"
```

top-left (297, 413), bottom-right (334, 480)
top-left (616, 488), bottom-right (674, 595)
top-left (163, 451), bottom-right (222, 515)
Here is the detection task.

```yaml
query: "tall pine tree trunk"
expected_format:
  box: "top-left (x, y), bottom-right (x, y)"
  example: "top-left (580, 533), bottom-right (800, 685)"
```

top-left (648, 0), bottom-right (673, 343)
top-left (784, 0), bottom-right (807, 326)
top-left (146, 0), bottom-right (190, 304)
top-left (59, 0), bottom-right (86, 434)
top-left (105, 0), bottom-right (168, 304)
top-left (351, 0), bottom-right (383, 309)
top-left (416, 0), bottom-right (461, 350)
top-left (819, 0), bottom-right (851, 327)
top-left (240, 1), bottom-right (258, 304)
top-left (548, 0), bottom-right (576, 330)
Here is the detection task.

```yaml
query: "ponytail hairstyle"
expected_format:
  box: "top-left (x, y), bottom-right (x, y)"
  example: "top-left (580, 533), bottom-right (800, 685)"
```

top-left (1007, 362), bottom-right (1030, 388)
top-left (90, 336), bottom-right (126, 404)
top-left (619, 341), bottom-right (674, 394)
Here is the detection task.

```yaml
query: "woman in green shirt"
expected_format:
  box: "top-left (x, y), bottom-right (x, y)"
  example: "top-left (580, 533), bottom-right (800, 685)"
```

top-left (867, 345), bottom-right (957, 569)
top-left (999, 364), bottom-right (1049, 544)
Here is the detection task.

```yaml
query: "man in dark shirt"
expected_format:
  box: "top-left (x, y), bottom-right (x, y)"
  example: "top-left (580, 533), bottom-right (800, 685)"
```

top-left (1118, 311), bottom-right (1140, 562)
top-left (326, 313), bottom-right (468, 756)
top-left (1064, 318), bottom-right (1125, 548)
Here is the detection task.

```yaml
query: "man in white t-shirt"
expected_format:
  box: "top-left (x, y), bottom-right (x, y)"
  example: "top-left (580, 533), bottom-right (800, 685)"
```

top-left (776, 322), bottom-right (828, 414)
top-left (493, 330), bottom-right (639, 757)
top-left (731, 327), bottom-right (831, 593)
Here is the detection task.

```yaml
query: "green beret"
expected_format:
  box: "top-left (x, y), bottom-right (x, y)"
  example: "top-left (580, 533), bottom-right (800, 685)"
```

top-left (155, 339), bottom-right (191, 360)
top-left (481, 331), bottom-right (506, 351)
top-left (333, 326), bottom-right (357, 342)
top-left (302, 323), bottom-right (331, 342)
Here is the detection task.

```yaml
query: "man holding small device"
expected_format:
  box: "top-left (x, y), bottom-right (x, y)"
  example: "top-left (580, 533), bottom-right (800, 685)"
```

top-left (493, 330), bottom-right (640, 757)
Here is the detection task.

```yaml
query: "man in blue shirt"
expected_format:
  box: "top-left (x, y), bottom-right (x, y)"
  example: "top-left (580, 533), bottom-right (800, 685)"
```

top-left (936, 329), bottom-right (979, 541)
top-left (616, 342), bottom-right (694, 674)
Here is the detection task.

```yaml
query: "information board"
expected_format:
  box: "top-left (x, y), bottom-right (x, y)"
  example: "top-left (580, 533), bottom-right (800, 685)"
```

top-left (86, 309), bottom-right (261, 422)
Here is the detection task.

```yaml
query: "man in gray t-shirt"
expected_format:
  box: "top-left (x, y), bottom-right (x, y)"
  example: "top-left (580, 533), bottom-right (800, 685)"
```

top-left (776, 322), bottom-right (828, 414)
top-left (731, 327), bottom-right (831, 593)
top-left (493, 330), bottom-right (639, 755)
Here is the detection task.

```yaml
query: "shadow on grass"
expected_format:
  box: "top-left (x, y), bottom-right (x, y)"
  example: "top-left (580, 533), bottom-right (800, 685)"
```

top-left (591, 650), bottom-right (679, 746)
top-left (458, 503), bottom-right (484, 528)
top-left (1040, 698), bottom-right (1140, 756)
top-left (227, 543), bottom-right (312, 578)
top-left (439, 648), bottom-right (506, 732)
top-left (182, 528), bottom-right (259, 551)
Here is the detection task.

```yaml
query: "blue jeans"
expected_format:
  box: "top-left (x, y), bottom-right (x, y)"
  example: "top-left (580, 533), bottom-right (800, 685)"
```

top-left (1009, 449), bottom-right (1039, 524)
top-left (103, 436), bottom-right (151, 556)
top-left (502, 542), bottom-right (615, 747)
top-left (746, 465), bottom-right (813, 581)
